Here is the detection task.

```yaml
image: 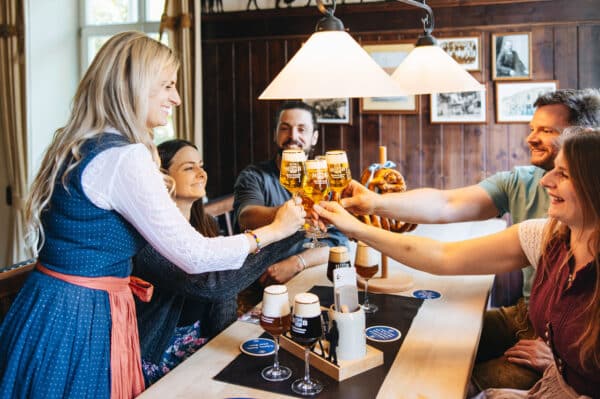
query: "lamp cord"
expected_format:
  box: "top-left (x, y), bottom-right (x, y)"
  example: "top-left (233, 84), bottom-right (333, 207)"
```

top-left (395, 0), bottom-right (435, 35)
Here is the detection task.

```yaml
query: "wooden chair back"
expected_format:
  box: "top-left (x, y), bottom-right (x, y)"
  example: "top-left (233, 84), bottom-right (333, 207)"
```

top-left (204, 194), bottom-right (235, 236)
top-left (0, 259), bottom-right (36, 323)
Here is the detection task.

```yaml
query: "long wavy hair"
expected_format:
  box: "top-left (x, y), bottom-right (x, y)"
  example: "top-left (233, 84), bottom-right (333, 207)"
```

top-left (25, 32), bottom-right (180, 253)
top-left (157, 139), bottom-right (219, 238)
top-left (541, 127), bottom-right (600, 371)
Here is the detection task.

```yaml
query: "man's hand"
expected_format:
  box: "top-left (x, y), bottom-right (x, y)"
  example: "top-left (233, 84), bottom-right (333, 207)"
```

top-left (504, 338), bottom-right (553, 373)
top-left (339, 180), bottom-right (379, 215)
top-left (259, 255), bottom-right (303, 286)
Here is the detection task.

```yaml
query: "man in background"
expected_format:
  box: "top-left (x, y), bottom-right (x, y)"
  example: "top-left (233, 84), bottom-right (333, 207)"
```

top-left (234, 101), bottom-right (347, 287)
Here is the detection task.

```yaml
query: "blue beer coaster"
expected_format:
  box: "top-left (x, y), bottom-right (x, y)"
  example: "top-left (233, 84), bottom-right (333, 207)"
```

top-left (365, 325), bottom-right (402, 342)
top-left (412, 289), bottom-right (442, 299)
top-left (239, 338), bottom-right (275, 356)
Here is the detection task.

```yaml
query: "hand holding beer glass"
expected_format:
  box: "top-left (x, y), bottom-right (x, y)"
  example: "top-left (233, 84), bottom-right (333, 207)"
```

top-left (325, 150), bottom-right (351, 202)
top-left (302, 158), bottom-right (329, 248)
top-left (290, 293), bottom-right (323, 396)
top-left (260, 285), bottom-right (292, 381)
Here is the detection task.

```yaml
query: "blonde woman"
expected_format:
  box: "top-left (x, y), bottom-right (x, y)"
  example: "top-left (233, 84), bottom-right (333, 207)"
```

top-left (315, 128), bottom-right (600, 397)
top-left (0, 32), bottom-right (303, 399)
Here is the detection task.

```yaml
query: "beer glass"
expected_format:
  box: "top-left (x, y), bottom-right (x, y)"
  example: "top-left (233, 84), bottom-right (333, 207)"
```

top-left (280, 149), bottom-right (306, 199)
top-left (326, 246), bottom-right (352, 282)
top-left (302, 158), bottom-right (329, 248)
top-left (260, 285), bottom-right (292, 381)
top-left (325, 150), bottom-right (351, 202)
top-left (290, 293), bottom-right (323, 396)
top-left (355, 241), bottom-right (379, 313)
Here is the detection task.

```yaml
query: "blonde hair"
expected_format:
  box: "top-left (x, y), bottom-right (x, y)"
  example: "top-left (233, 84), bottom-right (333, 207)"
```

top-left (25, 31), bottom-right (180, 253)
top-left (540, 127), bottom-right (600, 371)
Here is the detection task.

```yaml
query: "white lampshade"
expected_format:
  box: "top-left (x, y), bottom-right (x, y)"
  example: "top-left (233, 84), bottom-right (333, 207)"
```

top-left (391, 45), bottom-right (485, 95)
top-left (259, 30), bottom-right (408, 99)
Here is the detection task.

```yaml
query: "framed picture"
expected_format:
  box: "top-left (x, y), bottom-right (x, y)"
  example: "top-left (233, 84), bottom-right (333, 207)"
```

top-left (492, 32), bottom-right (532, 80)
top-left (360, 42), bottom-right (419, 114)
top-left (437, 36), bottom-right (481, 71)
top-left (495, 80), bottom-right (559, 123)
top-left (304, 98), bottom-right (352, 124)
top-left (430, 90), bottom-right (487, 124)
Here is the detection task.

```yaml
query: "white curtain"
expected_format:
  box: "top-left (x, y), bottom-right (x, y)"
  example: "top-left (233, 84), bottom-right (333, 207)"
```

top-left (0, 0), bottom-right (30, 265)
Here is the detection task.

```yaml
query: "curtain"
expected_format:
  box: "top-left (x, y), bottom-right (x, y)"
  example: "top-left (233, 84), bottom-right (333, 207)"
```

top-left (160, 0), bottom-right (195, 143)
top-left (0, 0), bottom-right (29, 265)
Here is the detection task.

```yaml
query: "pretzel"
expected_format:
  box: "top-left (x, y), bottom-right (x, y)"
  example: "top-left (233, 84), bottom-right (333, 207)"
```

top-left (357, 165), bottom-right (417, 233)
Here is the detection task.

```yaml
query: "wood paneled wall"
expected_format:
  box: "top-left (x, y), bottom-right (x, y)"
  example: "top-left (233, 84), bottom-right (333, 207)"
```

top-left (201, 0), bottom-right (600, 198)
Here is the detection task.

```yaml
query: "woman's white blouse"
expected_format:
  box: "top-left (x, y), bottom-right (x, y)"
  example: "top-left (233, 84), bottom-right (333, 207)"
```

top-left (81, 142), bottom-right (250, 274)
top-left (518, 218), bottom-right (548, 270)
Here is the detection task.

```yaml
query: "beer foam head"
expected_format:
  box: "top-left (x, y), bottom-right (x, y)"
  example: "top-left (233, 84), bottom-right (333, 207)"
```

top-left (329, 246), bottom-right (349, 263)
top-left (355, 241), bottom-right (379, 266)
top-left (326, 150), bottom-right (348, 164)
top-left (282, 149), bottom-right (306, 162)
top-left (293, 292), bottom-right (321, 317)
top-left (306, 159), bottom-right (327, 170)
top-left (262, 285), bottom-right (290, 317)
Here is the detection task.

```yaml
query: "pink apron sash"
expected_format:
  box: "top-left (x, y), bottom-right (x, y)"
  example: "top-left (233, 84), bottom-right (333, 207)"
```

top-left (37, 263), bottom-right (153, 399)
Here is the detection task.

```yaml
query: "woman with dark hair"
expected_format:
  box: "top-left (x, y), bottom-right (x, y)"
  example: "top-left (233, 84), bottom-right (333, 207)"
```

top-left (315, 127), bottom-right (600, 398)
top-left (133, 139), bottom-right (303, 385)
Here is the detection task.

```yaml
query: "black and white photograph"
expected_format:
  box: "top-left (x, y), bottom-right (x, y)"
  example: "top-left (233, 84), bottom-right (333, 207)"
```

top-left (492, 32), bottom-right (531, 80)
top-left (496, 81), bottom-right (558, 123)
top-left (430, 90), bottom-right (487, 123)
top-left (304, 98), bottom-right (352, 124)
top-left (437, 36), bottom-right (481, 71)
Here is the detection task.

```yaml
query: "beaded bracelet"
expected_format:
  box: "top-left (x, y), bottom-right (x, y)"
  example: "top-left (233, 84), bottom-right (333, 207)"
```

top-left (244, 229), bottom-right (261, 254)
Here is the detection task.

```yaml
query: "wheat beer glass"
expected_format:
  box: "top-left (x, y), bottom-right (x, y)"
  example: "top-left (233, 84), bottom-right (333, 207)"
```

top-left (325, 150), bottom-right (351, 202)
top-left (290, 293), bottom-right (323, 396)
top-left (355, 241), bottom-right (379, 313)
top-left (302, 158), bottom-right (329, 248)
top-left (260, 285), bottom-right (292, 381)
top-left (280, 149), bottom-right (306, 199)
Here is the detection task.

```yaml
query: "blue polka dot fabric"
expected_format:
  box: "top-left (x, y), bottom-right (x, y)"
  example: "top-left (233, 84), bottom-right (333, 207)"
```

top-left (0, 134), bottom-right (145, 398)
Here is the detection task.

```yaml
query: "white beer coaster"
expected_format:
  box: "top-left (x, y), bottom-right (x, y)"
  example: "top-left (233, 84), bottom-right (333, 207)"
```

top-left (239, 338), bottom-right (275, 356)
top-left (365, 325), bottom-right (401, 342)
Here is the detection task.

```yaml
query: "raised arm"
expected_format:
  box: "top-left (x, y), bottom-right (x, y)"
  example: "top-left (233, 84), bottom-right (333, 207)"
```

top-left (314, 201), bottom-right (527, 276)
top-left (237, 204), bottom-right (280, 231)
top-left (341, 180), bottom-right (499, 224)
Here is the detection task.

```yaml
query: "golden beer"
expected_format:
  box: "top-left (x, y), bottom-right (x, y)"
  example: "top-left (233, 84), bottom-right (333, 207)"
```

top-left (303, 159), bottom-right (329, 207)
top-left (280, 150), bottom-right (306, 196)
top-left (326, 150), bottom-right (351, 199)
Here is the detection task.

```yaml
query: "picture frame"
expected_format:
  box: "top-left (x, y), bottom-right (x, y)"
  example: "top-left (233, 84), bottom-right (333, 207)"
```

top-left (430, 90), bottom-right (487, 124)
top-left (492, 32), bottom-right (532, 80)
top-left (303, 98), bottom-right (352, 124)
top-left (437, 35), bottom-right (481, 71)
top-left (360, 42), bottom-right (419, 114)
top-left (495, 80), bottom-right (559, 123)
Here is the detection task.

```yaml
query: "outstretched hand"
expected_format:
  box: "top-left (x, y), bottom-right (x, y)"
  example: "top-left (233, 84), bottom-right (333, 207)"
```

top-left (313, 201), bottom-right (363, 239)
top-left (504, 338), bottom-right (553, 373)
top-left (339, 180), bottom-right (379, 216)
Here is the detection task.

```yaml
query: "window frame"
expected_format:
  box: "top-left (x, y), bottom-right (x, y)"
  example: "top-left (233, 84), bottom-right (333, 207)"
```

top-left (79, 0), bottom-right (162, 75)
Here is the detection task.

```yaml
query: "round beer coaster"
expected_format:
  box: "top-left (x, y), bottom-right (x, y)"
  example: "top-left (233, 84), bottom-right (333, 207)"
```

top-left (365, 325), bottom-right (401, 342)
top-left (412, 289), bottom-right (442, 299)
top-left (239, 338), bottom-right (276, 356)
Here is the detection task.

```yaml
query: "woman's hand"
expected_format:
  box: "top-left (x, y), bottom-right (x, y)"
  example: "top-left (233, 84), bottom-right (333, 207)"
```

top-left (340, 180), bottom-right (379, 215)
top-left (271, 197), bottom-right (305, 238)
top-left (505, 338), bottom-right (553, 373)
top-left (313, 201), bottom-right (363, 239)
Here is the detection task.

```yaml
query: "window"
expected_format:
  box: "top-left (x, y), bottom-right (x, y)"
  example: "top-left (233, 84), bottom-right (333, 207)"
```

top-left (81, 0), bottom-right (174, 143)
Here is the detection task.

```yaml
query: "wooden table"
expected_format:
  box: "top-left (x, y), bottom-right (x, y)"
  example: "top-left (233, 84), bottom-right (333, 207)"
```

top-left (138, 220), bottom-right (506, 399)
